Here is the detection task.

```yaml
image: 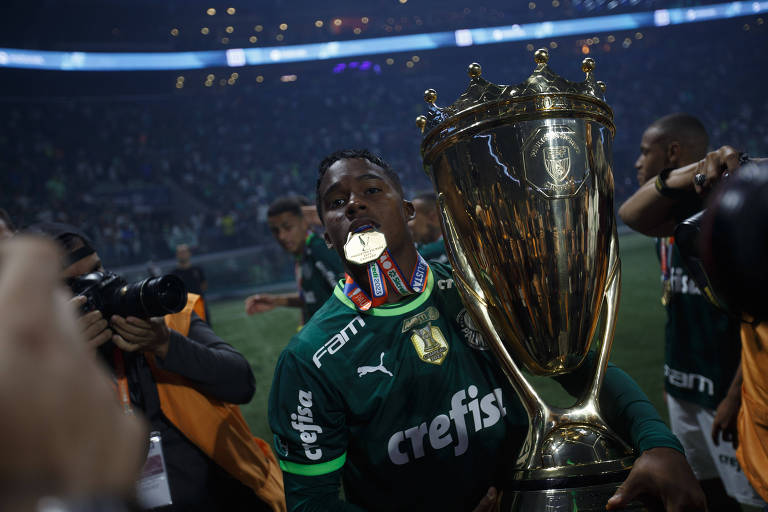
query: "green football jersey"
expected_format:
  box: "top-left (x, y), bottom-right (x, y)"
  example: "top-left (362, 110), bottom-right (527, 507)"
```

top-left (417, 238), bottom-right (449, 264)
top-left (269, 262), bottom-right (527, 511)
top-left (657, 239), bottom-right (741, 410)
top-left (268, 261), bottom-right (681, 511)
top-left (299, 232), bottom-right (345, 323)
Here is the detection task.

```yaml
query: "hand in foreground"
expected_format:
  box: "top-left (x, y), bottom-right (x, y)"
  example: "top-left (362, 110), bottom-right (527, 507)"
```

top-left (606, 447), bottom-right (706, 511)
top-left (0, 237), bottom-right (148, 505)
top-left (245, 293), bottom-right (278, 315)
top-left (711, 393), bottom-right (741, 448)
top-left (693, 145), bottom-right (742, 196)
top-left (70, 296), bottom-right (112, 349)
top-left (471, 487), bottom-right (499, 512)
top-left (111, 315), bottom-right (171, 358)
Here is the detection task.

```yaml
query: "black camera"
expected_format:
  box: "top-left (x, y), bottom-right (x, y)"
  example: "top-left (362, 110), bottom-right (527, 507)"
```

top-left (68, 271), bottom-right (188, 319)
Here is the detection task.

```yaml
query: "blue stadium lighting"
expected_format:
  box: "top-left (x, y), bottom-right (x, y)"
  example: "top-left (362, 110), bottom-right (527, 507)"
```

top-left (0, 1), bottom-right (765, 71)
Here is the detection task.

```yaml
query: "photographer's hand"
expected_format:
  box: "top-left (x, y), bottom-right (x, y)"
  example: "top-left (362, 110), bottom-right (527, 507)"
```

top-left (111, 315), bottom-right (171, 359)
top-left (0, 237), bottom-right (148, 507)
top-left (70, 296), bottom-right (112, 349)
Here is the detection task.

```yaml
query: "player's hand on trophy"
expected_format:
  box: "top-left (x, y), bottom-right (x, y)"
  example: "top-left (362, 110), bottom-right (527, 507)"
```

top-left (245, 293), bottom-right (278, 315)
top-left (471, 487), bottom-right (499, 512)
top-left (0, 237), bottom-right (148, 505)
top-left (605, 447), bottom-right (706, 511)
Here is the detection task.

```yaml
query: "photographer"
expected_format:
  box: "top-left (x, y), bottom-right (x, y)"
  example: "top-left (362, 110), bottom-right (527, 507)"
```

top-left (28, 223), bottom-right (285, 512)
top-left (683, 158), bottom-right (768, 505)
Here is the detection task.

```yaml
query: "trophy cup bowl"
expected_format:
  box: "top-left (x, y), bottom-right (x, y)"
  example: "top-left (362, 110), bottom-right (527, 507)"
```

top-left (418, 50), bottom-right (645, 511)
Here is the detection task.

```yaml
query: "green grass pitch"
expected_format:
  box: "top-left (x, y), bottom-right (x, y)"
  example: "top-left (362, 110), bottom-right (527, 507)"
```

top-left (210, 232), bottom-right (668, 443)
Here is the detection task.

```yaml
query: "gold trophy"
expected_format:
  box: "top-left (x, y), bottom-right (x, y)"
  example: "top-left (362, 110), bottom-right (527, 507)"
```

top-left (417, 49), bottom-right (644, 511)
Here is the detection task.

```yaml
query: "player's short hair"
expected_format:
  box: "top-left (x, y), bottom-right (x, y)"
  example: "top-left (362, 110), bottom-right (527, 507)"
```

top-left (315, 149), bottom-right (403, 218)
top-left (267, 195), bottom-right (310, 218)
top-left (0, 208), bottom-right (15, 232)
top-left (649, 113), bottom-right (709, 160)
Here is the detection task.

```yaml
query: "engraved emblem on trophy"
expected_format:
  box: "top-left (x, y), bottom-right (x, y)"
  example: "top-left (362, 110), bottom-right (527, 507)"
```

top-left (416, 50), bottom-right (646, 511)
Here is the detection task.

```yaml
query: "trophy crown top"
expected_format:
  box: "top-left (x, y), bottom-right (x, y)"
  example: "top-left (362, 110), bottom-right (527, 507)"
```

top-left (417, 49), bottom-right (614, 146)
top-left (415, 115), bottom-right (427, 133)
top-left (534, 48), bottom-right (549, 65)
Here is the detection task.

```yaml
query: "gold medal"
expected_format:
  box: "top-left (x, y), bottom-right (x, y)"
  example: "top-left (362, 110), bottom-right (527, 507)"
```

top-left (344, 229), bottom-right (387, 265)
top-left (661, 280), bottom-right (672, 306)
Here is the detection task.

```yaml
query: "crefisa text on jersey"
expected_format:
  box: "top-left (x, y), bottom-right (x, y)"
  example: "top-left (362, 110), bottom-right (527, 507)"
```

top-left (387, 385), bottom-right (507, 465)
top-left (291, 390), bottom-right (323, 460)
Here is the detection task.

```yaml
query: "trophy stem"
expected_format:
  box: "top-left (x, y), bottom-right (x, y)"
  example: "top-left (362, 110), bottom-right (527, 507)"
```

top-left (581, 234), bottom-right (621, 414)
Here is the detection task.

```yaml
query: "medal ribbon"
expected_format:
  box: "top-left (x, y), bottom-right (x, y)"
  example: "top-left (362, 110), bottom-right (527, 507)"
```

top-left (660, 236), bottom-right (673, 285)
top-left (343, 248), bottom-right (430, 311)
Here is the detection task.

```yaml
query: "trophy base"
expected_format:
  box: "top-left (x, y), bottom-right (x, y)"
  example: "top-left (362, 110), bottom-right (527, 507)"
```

top-left (501, 480), bottom-right (648, 512)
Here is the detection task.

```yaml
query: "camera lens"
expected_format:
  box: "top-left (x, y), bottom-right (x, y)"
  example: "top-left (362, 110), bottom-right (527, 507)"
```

top-left (138, 275), bottom-right (188, 317)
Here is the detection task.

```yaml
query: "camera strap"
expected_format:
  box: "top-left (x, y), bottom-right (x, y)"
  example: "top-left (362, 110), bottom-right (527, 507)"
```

top-left (112, 348), bottom-right (134, 415)
top-left (65, 245), bottom-right (95, 268)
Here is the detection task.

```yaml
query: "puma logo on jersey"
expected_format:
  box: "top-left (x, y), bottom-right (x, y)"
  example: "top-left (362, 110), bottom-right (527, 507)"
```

top-left (313, 315), bottom-right (366, 368)
top-left (357, 352), bottom-right (393, 378)
top-left (291, 390), bottom-right (323, 460)
top-left (387, 386), bottom-right (507, 465)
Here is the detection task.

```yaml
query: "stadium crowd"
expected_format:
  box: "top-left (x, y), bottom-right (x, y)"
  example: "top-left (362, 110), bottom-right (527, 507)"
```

top-left (2, 18), bottom-right (766, 269)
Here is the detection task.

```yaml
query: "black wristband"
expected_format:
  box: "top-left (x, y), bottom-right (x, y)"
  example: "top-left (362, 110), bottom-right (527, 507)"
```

top-left (654, 167), bottom-right (689, 199)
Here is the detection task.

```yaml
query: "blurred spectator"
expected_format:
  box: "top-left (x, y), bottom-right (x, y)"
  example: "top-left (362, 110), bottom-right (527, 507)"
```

top-left (171, 244), bottom-right (210, 325)
top-left (408, 191), bottom-right (448, 263)
top-left (1, 17), bottom-right (766, 271)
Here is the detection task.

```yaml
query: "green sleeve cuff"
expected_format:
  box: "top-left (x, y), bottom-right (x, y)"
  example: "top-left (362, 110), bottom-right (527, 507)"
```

top-left (600, 364), bottom-right (684, 456)
top-left (279, 452), bottom-right (347, 476)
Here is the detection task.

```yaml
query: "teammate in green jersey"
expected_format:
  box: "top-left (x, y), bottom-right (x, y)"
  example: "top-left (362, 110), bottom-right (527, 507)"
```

top-left (619, 115), bottom-right (759, 509)
top-left (269, 149), bottom-right (705, 511)
top-left (407, 191), bottom-right (448, 264)
top-left (245, 195), bottom-right (344, 325)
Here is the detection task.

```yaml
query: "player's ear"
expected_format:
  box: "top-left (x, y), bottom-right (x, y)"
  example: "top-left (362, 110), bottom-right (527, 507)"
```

top-left (667, 141), bottom-right (681, 167)
top-left (324, 231), bottom-right (334, 249)
top-left (404, 200), bottom-right (415, 221)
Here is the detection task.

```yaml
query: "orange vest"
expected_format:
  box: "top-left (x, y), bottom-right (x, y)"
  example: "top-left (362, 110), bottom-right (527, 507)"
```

top-left (145, 293), bottom-right (285, 512)
top-left (737, 322), bottom-right (768, 502)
